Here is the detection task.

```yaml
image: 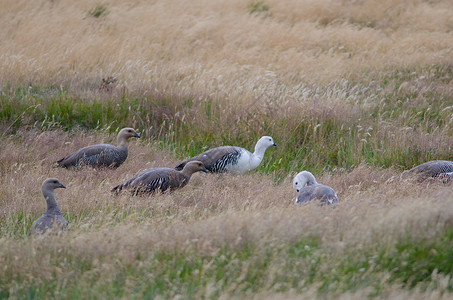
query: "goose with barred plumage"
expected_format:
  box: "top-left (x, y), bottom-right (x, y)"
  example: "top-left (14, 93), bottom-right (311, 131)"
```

top-left (111, 161), bottom-right (208, 196)
top-left (293, 171), bottom-right (338, 205)
top-left (401, 160), bottom-right (453, 182)
top-left (56, 127), bottom-right (140, 169)
top-left (175, 136), bottom-right (277, 174)
top-left (31, 178), bottom-right (68, 235)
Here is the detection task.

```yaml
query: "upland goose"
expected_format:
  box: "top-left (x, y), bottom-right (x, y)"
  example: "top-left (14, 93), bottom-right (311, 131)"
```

top-left (293, 171), bottom-right (338, 205)
top-left (56, 128), bottom-right (140, 168)
top-left (111, 161), bottom-right (207, 195)
top-left (401, 160), bottom-right (453, 181)
top-left (31, 178), bottom-right (68, 235)
top-left (175, 136), bottom-right (277, 174)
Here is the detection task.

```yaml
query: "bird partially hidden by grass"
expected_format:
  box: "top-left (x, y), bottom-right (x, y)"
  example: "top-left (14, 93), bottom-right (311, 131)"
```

top-left (175, 136), bottom-right (276, 174)
top-left (55, 127), bottom-right (140, 169)
top-left (111, 161), bottom-right (208, 196)
top-left (293, 171), bottom-right (338, 205)
top-left (31, 178), bottom-right (68, 235)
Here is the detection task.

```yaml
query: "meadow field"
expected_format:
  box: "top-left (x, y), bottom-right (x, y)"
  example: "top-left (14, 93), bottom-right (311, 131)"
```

top-left (1, 0), bottom-right (453, 298)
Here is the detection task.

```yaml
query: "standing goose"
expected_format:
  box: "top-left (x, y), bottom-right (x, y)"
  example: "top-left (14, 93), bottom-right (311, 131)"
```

top-left (401, 160), bottom-right (453, 181)
top-left (175, 136), bottom-right (277, 174)
top-left (31, 178), bottom-right (68, 235)
top-left (293, 171), bottom-right (338, 205)
top-left (111, 161), bottom-right (208, 195)
top-left (56, 127), bottom-right (140, 168)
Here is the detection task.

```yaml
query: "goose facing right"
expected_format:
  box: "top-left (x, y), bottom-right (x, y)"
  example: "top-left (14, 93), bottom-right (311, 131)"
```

top-left (56, 127), bottom-right (140, 169)
top-left (31, 178), bottom-right (68, 235)
top-left (293, 171), bottom-right (338, 205)
top-left (111, 161), bottom-right (208, 196)
top-left (175, 136), bottom-right (277, 174)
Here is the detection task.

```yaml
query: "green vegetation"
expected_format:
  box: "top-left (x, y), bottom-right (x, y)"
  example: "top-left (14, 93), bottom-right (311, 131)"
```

top-left (248, 0), bottom-right (270, 16)
top-left (1, 0), bottom-right (453, 297)
top-left (1, 66), bottom-right (452, 179)
top-left (1, 230), bottom-right (451, 298)
top-left (87, 4), bottom-right (108, 19)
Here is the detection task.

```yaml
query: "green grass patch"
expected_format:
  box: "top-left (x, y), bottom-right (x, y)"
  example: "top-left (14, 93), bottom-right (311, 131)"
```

top-left (87, 4), bottom-right (108, 19)
top-left (1, 229), bottom-right (452, 298)
top-left (1, 70), bottom-right (453, 179)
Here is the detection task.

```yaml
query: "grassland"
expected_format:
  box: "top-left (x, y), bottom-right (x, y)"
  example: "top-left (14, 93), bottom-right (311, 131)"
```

top-left (1, 0), bottom-right (453, 298)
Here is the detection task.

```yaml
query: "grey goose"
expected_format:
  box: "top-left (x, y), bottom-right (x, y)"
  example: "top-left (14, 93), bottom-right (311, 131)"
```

top-left (31, 178), bottom-right (68, 235)
top-left (56, 127), bottom-right (140, 168)
top-left (401, 160), bottom-right (453, 181)
top-left (111, 161), bottom-right (208, 195)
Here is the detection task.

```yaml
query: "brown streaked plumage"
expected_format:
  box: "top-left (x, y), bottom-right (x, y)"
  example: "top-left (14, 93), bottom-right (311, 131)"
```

top-left (31, 178), bottom-right (68, 235)
top-left (56, 127), bottom-right (140, 169)
top-left (111, 161), bottom-right (208, 195)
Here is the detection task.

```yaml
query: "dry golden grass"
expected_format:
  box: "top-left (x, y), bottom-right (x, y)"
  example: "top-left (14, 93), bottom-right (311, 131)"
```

top-left (1, 0), bottom-right (453, 297)
top-left (1, 0), bottom-right (453, 101)
top-left (1, 130), bottom-right (452, 297)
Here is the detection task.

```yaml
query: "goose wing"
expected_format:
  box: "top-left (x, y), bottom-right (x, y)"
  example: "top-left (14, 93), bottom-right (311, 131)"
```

top-left (175, 146), bottom-right (241, 172)
top-left (57, 144), bottom-right (124, 168)
top-left (112, 168), bottom-right (186, 195)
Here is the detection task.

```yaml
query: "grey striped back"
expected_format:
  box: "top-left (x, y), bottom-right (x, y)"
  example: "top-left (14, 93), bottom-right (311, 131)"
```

top-left (402, 160), bottom-right (453, 181)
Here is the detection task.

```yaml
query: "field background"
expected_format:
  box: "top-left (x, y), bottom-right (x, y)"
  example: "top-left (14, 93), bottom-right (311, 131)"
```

top-left (1, 0), bottom-right (453, 298)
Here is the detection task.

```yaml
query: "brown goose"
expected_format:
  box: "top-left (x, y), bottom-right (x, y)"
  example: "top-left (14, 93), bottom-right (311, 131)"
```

top-left (401, 160), bottom-right (453, 181)
top-left (56, 127), bottom-right (140, 168)
top-left (293, 171), bottom-right (338, 205)
top-left (111, 161), bottom-right (208, 195)
top-left (175, 136), bottom-right (276, 174)
top-left (31, 178), bottom-right (68, 235)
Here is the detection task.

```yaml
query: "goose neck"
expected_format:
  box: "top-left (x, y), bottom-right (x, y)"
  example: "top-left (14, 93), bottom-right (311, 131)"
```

top-left (42, 188), bottom-right (60, 212)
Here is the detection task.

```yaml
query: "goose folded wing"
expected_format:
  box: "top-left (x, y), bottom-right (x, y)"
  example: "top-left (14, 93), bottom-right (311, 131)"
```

top-left (58, 144), bottom-right (119, 167)
top-left (175, 146), bottom-right (239, 170)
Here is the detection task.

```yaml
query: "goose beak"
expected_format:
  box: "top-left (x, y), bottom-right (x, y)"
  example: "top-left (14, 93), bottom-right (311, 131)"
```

top-left (134, 132), bottom-right (141, 138)
top-left (296, 189), bottom-right (299, 192)
top-left (59, 184), bottom-right (66, 189)
top-left (273, 143), bottom-right (277, 147)
top-left (202, 168), bottom-right (208, 173)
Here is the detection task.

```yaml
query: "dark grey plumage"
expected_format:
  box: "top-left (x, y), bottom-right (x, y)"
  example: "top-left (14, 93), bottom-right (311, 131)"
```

top-left (175, 136), bottom-right (276, 174)
top-left (112, 161), bottom-right (208, 195)
top-left (401, 160), bottom-right (453, 181)
top-left (175, 146), bottom-right (242, 173)
top-left (293, 171), bottom-right (338, 205)
top-left (56, 127), bottom-right (140, 168)
top-left (31, 178), bottom-right (68, 235)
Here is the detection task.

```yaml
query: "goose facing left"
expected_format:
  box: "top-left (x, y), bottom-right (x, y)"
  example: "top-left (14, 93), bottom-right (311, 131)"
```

top-left (293, 171), bottom-right (338, 205)
top-left (31, 178), bottom-right (68, 235)
top-left (56, 127), bottom-right (140, 168)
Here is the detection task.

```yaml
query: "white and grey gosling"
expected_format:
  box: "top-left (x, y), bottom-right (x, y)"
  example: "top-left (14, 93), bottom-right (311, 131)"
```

top-left (31, 178), bottom-right (68, 235)
top-left (293, 171), bottom-right (338, 205)
top-left (111, 161), bottom-right (208, 196)
top-left (175, 136), bottom-right (277, 174)
top-left (56, 127), bottom-right (140, 169)
top-left (401, 160), bottom-right (453, 182)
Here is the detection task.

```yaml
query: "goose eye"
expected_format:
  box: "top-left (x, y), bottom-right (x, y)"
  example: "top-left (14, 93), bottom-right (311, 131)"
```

top-left (269, 138), bottom-right (271, 141)
top-left (295, 182), bottom-right (298, 185)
